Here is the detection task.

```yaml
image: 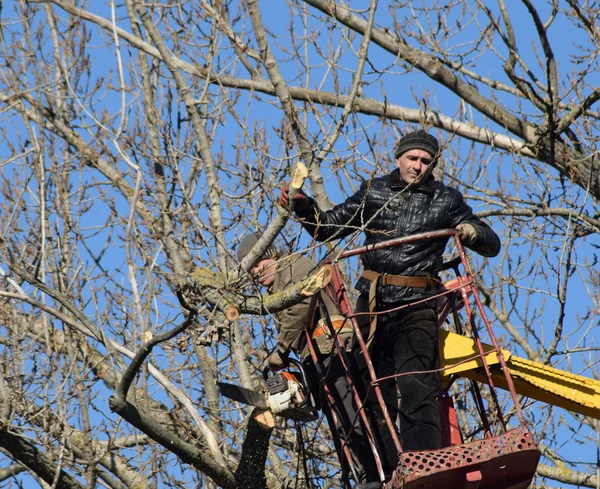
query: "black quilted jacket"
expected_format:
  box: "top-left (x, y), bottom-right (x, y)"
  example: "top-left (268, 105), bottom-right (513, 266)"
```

top-left (295, 169), bottom-right (501, 304)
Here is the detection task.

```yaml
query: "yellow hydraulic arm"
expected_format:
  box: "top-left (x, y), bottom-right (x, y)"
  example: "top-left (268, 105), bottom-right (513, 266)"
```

top-left (440, 329), bottom-right (600, 420)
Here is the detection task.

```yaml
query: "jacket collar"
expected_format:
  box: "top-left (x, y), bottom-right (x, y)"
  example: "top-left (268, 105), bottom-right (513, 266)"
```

top-left (389, 168), bottom-right (435, 195)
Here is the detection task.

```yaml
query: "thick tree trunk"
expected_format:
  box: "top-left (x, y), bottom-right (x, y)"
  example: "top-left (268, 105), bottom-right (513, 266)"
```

top-left (235, 408), bottom-right (276, 489)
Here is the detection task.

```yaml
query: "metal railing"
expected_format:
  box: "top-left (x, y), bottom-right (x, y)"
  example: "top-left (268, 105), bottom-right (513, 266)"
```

top-left (302, 229), bottom-right (530, 487)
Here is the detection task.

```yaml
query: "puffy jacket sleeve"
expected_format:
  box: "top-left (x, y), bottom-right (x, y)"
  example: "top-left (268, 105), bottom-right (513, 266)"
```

top-left (447, 189), bottom-right (501, 258)
top-left (294, 183), bottom-right (367, 242)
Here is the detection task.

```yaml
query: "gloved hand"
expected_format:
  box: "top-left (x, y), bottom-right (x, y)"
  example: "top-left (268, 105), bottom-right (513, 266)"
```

top-left (267, 350), bottom-right (290, 371)
top-left (456, 222), bottom-right (477, 246)
top-left (278, 182), bottom-right (310, 211)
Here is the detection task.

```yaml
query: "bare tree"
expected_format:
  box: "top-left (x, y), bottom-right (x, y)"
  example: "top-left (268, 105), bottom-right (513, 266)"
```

top-left (0, 1), bottom-right (598, 488)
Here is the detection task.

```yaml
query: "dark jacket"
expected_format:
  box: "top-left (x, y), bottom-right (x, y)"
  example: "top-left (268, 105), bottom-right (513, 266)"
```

top-left (295, 169), bottom-right (500, 304)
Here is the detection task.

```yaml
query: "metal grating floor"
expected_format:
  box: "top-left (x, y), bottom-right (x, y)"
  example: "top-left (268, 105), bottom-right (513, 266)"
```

top-left (384, 428), bottom-right (540, 489)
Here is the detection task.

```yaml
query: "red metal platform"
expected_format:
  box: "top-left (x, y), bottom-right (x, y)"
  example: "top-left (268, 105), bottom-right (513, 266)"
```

top-left (305, 230), bottom-right (541, 488)
top-left (385, 428), bottom-right (540, 489)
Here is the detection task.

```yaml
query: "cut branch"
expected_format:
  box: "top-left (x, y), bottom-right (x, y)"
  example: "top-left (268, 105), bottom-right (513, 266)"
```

top-left (189, 263), bottom-right (335, 315)
top-left (239, 161), bottom-right (308, 273)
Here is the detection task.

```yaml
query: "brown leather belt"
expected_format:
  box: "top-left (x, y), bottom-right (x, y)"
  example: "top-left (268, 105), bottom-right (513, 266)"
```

top-left (362, 270), bottom-right (441, 289)
top-left (361, 270), bottom-right (440, 349)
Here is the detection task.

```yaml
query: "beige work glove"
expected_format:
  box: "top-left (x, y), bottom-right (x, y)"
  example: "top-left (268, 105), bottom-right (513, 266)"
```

top-left (456, 222), bottom-right (477, 246)
top-left (267, 350), bottom-right (289, 371)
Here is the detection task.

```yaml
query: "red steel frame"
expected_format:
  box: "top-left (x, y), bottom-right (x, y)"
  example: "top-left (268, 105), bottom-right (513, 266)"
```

top-left (303, 229), bottom-right (539, 489)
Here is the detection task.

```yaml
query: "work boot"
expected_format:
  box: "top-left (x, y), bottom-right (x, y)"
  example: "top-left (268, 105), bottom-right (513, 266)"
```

top-left (352, 483), bottom-right (380, 489)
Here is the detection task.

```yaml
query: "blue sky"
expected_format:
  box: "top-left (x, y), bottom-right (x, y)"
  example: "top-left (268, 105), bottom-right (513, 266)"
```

top-left (1, 1), bottom-right (599, 488)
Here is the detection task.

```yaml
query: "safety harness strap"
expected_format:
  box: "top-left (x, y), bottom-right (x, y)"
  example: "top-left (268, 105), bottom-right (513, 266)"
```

top-left (361, 270), bottom-right (441, 348)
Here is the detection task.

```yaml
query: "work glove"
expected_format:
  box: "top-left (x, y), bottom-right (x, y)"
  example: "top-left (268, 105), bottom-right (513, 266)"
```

top-left (267, 350), bottom-right (290, 371)
top-left (278, 182), bottom-right (310, 211)
top-left (456, 222), bottom-right (477, 246)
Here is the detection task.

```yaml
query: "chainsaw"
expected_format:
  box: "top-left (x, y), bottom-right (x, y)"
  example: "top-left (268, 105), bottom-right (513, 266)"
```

top-left (218, 359), bottom-right (318, 421)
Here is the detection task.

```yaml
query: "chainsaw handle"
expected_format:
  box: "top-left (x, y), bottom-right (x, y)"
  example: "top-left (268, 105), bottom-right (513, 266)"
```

top-left (262, 357), bottom-right (302, 379)
top-left (263, 358), bottom-right (313, 410)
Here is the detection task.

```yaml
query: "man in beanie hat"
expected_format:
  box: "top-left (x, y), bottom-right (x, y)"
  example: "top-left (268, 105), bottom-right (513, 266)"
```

top-left (238, 232), bottom-right (319, 366)
top-left (237, 232), bottom-right (375, 484)
top-left (237, 233), bottom-right (280, 289)
top-left (279, 129), bottom-right (500, 488)
top-left (393, 129), bottom-right (440, 162)
top-left (238, 232), bottom-right (339, 368)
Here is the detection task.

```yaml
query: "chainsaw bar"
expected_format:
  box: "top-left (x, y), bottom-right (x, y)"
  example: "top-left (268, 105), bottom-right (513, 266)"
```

top-left (217, 382), bottom-right (268, 409)
top-left (218, 379), bottom-right (318, 421)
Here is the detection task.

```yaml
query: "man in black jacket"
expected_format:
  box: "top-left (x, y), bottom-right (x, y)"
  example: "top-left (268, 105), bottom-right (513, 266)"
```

top-left (279, 130), bottom-right (500, 487)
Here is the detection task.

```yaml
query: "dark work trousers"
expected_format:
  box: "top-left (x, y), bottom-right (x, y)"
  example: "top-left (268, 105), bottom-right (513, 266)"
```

top-left (353, 294), bottom-right (442, 477)
top-left (304, 351), bottom-right (377, 483)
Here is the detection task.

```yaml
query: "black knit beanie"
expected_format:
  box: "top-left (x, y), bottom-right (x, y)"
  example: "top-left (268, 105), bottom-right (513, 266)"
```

top-left (393, 130), bottom-right (439, 159)
top-left (237, 233), bottom-right (279, 262)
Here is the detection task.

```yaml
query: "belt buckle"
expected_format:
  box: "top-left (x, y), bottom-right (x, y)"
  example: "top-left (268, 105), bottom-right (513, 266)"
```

top-left (380, 273), bottom-right (388, 287)
top-left (424, 272), bottom-right (431, 291)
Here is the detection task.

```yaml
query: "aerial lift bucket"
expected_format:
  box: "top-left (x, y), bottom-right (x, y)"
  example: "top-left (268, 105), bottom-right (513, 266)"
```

top-left (303, 230), bottom-right (540, 489)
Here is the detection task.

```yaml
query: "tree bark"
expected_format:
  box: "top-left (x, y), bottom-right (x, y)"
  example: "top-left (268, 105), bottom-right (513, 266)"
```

top-left (0, 428), bottom-right (86, 489)
top-left (235, 408), bottom-right (276, 489)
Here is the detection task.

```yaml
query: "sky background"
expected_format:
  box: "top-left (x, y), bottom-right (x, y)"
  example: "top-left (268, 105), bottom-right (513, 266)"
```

top-left (1, 1), bottom-right (599, 487)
